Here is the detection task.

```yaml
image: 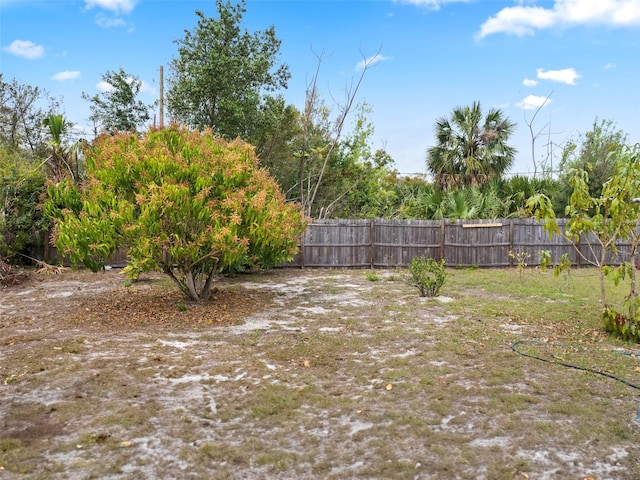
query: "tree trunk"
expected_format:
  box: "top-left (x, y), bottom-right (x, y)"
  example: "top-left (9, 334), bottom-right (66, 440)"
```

top-left (185, 271), bottom-right (200, 302)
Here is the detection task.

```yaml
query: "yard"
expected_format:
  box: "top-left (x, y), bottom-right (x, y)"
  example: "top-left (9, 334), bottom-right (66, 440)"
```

top-left (1, 266), bottom-right (639, 479)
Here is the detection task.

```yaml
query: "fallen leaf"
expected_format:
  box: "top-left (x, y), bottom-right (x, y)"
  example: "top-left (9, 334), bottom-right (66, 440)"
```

top-left (385, 383), bottom-right (392, 391)
top-left (303, 360), bottom-right (310, 367)
top-left (120, 441), bottom-right (133, 448)
top-left (635, 366), bottom-right (640, 373)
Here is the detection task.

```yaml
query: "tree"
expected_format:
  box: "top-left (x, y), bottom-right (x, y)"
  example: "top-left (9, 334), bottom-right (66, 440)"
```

top-left (0, 77), bottom-right (71, 264)
top-left (0, 74), bottom-right (60, 161)
top-left (43, 114), bottom-right (84, 182)
top-left (522, 91), bottom-right (558, 179)
top-left (553, 118), bottom-right (628, 214)
top-left (82, 68), bottom-right (155, 135)
top-left (0, 146), bottom-right (49, 260)
top-left (46, 126), bottom-right (306, 302)
top-left (427, 101), bottom-right (516, 189)
top-left (527, 144), bottom-right (640, 340)
top-left (327, 148), bottom-right (397, 219)
top-left (248, 94), bottom-right (302, 193)
top-left (167, 0), bottom-right (289, 138)
top-left (294, 51), bottom-right (383, 218)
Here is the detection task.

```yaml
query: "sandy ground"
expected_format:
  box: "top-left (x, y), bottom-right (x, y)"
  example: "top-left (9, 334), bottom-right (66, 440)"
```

top-left (1, 268), bottom-right (639, 479)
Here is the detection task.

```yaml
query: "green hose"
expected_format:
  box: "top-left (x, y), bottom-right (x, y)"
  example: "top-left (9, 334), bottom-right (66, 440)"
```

top-left (511, 339), bottom-right (640, 391)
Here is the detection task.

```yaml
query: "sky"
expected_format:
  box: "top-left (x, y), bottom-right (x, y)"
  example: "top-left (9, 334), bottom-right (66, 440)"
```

top-left (1, 0), bottom-right (639, 177)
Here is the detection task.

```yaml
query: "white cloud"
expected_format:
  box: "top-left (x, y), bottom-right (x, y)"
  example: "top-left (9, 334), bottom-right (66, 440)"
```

top-left (522, 78), bottom-right (538, 87)
top-left (393, 0), bottom-right (472, 10)
top-left (478, 0), bottom-right (640, 38)
top-left (603, 62), bottom-right (615, 69)
top-left (96, 14), bottom-right (127, 28)
top-left (140, 80), bottom-right (156, 95)
top-left (536, 67), bottom-right (580, 85)
top-left (96, 77), bottom-right (155, 94)
top-left (84, 0), bottom-right (137, 14)
top-left (355, 54), bottom-right (390, 71)
top-left (3, 39), bottom-right (44, 59)
top-left (477, 5), bottom-right (555, 37)
top-left (516, 94), bottom-right (553, 110)
top-left (52, 71), bottom-right (80, 81)
top-left (97, 80), bottom-right (115, 93)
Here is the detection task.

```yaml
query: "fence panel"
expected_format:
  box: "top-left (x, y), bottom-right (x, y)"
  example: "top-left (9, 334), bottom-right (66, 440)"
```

top-left (442, 220), bottom-right (510, 267)
top-left (372, 219), bottom-right (441, 267)
top-left (299, 219), bottom-right (372, 268)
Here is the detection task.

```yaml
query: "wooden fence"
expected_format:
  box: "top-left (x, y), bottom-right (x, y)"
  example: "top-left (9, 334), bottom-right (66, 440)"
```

top-left (43, 218), bottom-right (634, 269)
top-left (288, 218), bottom-right (634, 269)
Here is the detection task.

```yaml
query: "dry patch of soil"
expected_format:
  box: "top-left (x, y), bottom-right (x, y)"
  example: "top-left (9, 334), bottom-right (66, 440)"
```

top-left (1, 268), bottom-right (639, 479)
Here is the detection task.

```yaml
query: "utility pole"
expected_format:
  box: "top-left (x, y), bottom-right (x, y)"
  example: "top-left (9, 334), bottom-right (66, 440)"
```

top-left (159, 66), bottom-right (164, 129)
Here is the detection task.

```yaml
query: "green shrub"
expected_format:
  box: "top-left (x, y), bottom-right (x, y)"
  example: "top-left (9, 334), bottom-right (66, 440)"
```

top-left (366, 272), bottom-right (380, 282)
top-left (46, 127), bottom-right (306, 301)
top-left (0, 149), bottom-right (50, 261)
top-left (603, 306), bottom-right (640, 343)
top-left (405, 256), bottom-right (447, 297)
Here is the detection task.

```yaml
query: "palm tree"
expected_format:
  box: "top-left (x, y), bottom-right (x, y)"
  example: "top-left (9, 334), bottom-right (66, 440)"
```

top-left (42, 114), bottom-right (83, 183)
top-left (427, 101), bottom-right (516, 189)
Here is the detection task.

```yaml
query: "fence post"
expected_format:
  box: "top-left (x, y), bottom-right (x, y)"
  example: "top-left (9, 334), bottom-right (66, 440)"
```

top-left (440, 219), bottom-right (445, 261)
top-left (299, 229), bottom-right (305, 269)
top-left (370, 219), bottom-right (375, 269)
top-left (509, 219), bottom-right (514, 267)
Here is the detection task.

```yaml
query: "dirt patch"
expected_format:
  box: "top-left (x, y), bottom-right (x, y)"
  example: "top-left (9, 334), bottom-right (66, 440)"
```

top-left (1, 268), bottom-right (639, 479)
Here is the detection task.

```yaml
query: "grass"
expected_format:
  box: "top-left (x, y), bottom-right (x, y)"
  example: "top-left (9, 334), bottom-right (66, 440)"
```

top-left (1, 267), bottom-right (639, 479)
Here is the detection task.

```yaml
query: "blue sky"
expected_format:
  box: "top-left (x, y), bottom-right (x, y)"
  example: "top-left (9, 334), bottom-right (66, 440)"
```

top-left (1, 0), bottom-right (639, 177)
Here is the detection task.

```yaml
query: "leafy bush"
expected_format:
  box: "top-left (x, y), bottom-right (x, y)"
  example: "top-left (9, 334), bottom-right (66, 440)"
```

top-left (0, 148), bottom-right (50, 261)
top-left (46, 126), bottom-right (306, 301)
top-left (366, 272), bottom-right (380, 282)
top-left (405, 256), bottom-right (447, 297)
top-left (603, 307), bottom-right (640, 343)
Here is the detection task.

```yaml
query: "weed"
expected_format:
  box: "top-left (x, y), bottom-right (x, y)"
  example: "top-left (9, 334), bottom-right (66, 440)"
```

top-left (366, 271), bottom-right (380, 282)
top-left (509, 250), bottom-right (531, 281)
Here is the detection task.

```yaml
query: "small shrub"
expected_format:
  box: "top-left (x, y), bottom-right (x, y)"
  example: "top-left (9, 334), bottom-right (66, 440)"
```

top-left (366, 272), bottom-right (380, 282)
top-left (603, 306), bottom-right (640, 343)
top-left (405, 256), bottom-right (447, 297)
top-left (0, 154), bottom-right (50, 260)
top-left (509, 250), bottom-right (530, 281)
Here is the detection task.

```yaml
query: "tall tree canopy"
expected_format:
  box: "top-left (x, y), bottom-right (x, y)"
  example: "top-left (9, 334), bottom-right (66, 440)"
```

top-left (167, 0), bottom-right (290, 138)
top-left (427, 101), bottom-right (516, 189)
top-left (552, 118), bottom-right (628, 215)
top-left (0, 74), bottom-right (60, 161)
top-left (82, 68), bottom-right (155, 135)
